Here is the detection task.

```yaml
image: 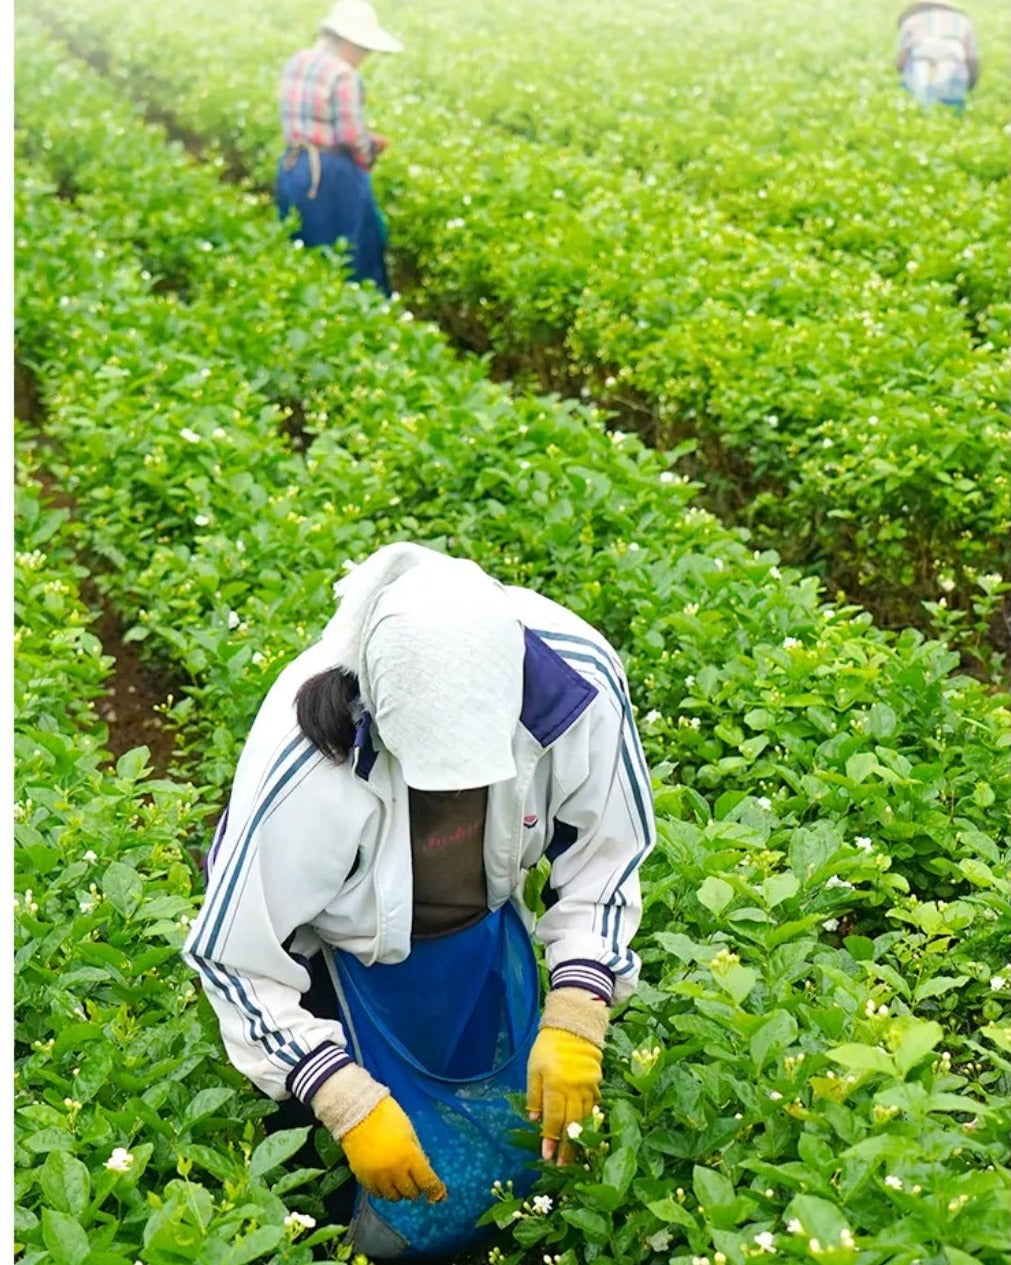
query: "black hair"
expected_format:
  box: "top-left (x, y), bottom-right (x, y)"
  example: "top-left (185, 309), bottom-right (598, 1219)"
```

top-left (295, 667), bottom-right (361, 762)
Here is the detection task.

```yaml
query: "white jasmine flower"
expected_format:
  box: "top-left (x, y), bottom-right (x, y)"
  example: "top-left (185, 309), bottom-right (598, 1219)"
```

top-left (251, 652), bottom-right (265, 665)
top-left (753, 1231), bottom-right (777, 1253)
top-left (82, 850), bottom-right (98, 863)
top-left (194, 514), bottom-right (210, 527)
top-left (284, 1211), bottom-right (316, 1230)
top-left (227, 610), bottom-right (241, 630)
top-left (840, 1228), bottom-right (855, 1249)
top-left (757, 796), bottom-right (773, 810)
top-left (991, 976), bottom-right (1007, 991)
top-left (643, 709), bottom-right (662, 725)
top-left (822, 918), bottom-right (840, 932)
top-left (782, 636), bottom-right (802, 649)
top-left (787, 1219), bottom-right (804, 1235)
top-left (647, 1230), bottom-right (672, 1251)
top-left (659, 471), bottom-right (675, 484)
top-left (531, 1195), bottom-right (553, 1215)
top-left (825, 876), bottom-right (853, 890)
top-left (179, 427), bottom-right (201, 443)
top-left (884, 1174), bottom-right (903, 1190)
top-left (854, 836), bottom-right (873, 852)
top-left (105, 1147), bottom-right (135, 1172)
top-left (768, 1091), bottom-right (783, 1101)
top-left (566, 1121), bottom-right (583, 1139)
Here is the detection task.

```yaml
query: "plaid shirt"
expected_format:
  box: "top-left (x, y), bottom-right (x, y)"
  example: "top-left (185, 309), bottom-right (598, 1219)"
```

top-left (279, 38), bottom-right (374, 169)
top-left (897, 4), bottom-right (980, 87)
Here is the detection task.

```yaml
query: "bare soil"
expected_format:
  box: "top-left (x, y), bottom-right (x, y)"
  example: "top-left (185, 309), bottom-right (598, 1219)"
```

top-left (89, 596), bottom-right (180, 775)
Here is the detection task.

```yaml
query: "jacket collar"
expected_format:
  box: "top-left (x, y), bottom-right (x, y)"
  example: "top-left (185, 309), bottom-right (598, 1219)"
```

top-left (350, 628), bottom-right (596, 783)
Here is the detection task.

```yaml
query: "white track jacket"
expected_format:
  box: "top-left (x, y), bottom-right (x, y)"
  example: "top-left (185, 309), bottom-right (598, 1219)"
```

top-left (183, 562), bottom-right (655, 1105)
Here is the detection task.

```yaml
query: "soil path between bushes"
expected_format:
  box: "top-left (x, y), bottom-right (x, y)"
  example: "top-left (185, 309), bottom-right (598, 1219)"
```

top-left (16, 360), bottom-right (180, 779)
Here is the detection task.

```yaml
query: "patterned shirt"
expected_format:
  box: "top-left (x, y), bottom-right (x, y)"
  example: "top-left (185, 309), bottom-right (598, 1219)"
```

top-left (279, 38), bottom-right (374, 168)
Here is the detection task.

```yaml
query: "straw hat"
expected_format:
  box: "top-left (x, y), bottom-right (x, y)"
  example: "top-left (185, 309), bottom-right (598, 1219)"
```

top-left (320, 0), bottom-right (403, 52)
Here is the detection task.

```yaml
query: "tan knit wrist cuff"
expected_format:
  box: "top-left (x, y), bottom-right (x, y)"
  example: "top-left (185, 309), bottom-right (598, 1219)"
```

top-left (541, 986), bottom-right (610, 1048)
top-left (310, 1062), bottom-right (390, 1139)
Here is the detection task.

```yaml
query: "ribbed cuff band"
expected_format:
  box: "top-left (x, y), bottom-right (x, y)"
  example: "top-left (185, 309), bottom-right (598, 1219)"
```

top-left (550, 959), bottom-right (614, 1004)
top-left (286, 1041), bottom-right (354, 1106)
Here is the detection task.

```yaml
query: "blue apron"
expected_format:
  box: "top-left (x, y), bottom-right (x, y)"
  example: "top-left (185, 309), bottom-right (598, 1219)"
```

top-left (327, 903), bottom-right (541, 1259)
top-left (276, 147), bottom-right (391, 294)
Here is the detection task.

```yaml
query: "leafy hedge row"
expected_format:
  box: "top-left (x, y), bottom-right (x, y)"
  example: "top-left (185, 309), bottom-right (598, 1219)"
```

top-left (25, 0), bottom-right (1011, 636)
top-left (14, 23), bottom-right (1011, 1265)
top-left (14, 451), bottom-right (362, 1264)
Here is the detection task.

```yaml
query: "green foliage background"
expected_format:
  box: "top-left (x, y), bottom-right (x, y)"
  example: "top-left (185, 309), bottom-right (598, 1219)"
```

top-left (13, 3), bottom-right (1011, 1264)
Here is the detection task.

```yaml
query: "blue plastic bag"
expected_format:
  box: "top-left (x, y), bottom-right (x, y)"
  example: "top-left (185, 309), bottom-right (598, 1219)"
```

top-left (327, 903), bottom-right (541, 1259)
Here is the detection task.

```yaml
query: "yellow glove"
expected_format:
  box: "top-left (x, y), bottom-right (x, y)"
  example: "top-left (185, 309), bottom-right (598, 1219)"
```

top-left (310, 1065), bottom-right (446, 1204)
top-left (342, 1097), bottom-right (447, 1204)
top-left (526, 987), bottom-right (608, 1165)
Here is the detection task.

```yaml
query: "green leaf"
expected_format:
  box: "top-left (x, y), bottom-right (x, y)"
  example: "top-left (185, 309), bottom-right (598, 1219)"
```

top-left (913, 975), bottom-right (970, 1002)
top-left (646, 1196), bottom-right (696, 1228)
top-left (762, 872), bottom-right (799, 907)
top-left (698, 876), bottom-right (734, 915)
top-left (601, 1145), bottom-right (637, 1196)
top-left (42, 1209), bottom-right (91, 1265)
top-left (693, 1164), bottom-right (735, 1212)
top-left (866, 703), bottom-right (897, 739)
top-left (827, 1043), bottom-right (895, 1076)
top-left (892, 1019), bottom-right (944, 1077)
top-left (560, 1206), bottom-right (609, 1242)
top-left (183, 1087), bottom-right (237, 1127)
top-left (114, 746), bottom-right (150, 781)
top-left (248, 1126), bottom-right (311, 1177)
top-left (845, 752), bottom-right (877, 783)
top-left (222, 1224), bottom-right (286, 1265)
top-left (717, 963), bottom-right (758, 1006)
top-left (102, 861), bottom-right (144, 919)
top-left (784, 1194), bottom-right (851, 1245)
top-left (40, 1151), bottom-right (91, 1216)
top-left (576, 1182), bottom-right (626, 1213)
top-left (750, 1009), bottom-right (798, 1074)
top-left (843, 935), bottom-right (875, 961)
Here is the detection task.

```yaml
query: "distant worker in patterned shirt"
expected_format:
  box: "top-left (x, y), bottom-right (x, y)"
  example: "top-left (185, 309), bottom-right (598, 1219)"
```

top-left (277, 0), bottom-right (401, 293)
top-left (896, 3), bottom-right (980, 109)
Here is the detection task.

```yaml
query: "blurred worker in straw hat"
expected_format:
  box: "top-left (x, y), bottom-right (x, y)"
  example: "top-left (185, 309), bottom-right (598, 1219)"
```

top-left (276, 0), bottom-right (402, 293)
top-left (895, 3), bottom-right (980, 109)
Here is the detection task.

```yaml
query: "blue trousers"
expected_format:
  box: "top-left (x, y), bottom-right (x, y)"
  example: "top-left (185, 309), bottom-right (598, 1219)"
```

top-left (276, 148), bottom-right (390, 294)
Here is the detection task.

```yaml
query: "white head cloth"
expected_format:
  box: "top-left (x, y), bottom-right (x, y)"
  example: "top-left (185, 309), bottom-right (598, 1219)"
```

top-left (321, 544), bottom-right (524, 789)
